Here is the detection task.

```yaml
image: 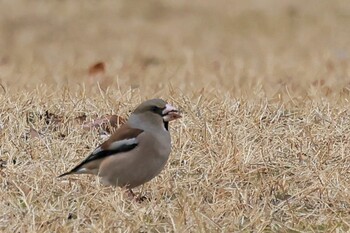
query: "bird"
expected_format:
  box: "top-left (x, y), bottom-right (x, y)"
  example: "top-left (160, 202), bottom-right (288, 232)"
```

top-left (58, 99), bottom-right (181, 197)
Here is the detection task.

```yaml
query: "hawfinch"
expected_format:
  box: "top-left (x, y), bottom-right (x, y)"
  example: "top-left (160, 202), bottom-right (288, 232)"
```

top-left (59, 99), bottom-right (181, 194)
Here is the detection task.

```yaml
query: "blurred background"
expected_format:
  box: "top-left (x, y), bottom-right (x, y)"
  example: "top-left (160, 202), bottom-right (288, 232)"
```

top-left (0, 0), bottom-right (350, 95)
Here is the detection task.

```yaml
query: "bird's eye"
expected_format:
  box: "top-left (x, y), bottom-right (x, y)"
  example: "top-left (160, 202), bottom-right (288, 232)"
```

top-left (151, 106), bottom-right (158, 112)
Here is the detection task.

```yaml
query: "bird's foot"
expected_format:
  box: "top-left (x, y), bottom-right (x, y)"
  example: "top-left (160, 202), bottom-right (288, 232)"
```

top-left (127, 189), bottom-right (149, 203)
top-left (127, 189), bottom-right (136, 198)
top-left (135, 195), bottom-right (149, 203)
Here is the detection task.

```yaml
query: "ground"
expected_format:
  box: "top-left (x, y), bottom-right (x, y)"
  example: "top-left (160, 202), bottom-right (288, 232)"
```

top-left (1, 0), bottom-right (350, 232)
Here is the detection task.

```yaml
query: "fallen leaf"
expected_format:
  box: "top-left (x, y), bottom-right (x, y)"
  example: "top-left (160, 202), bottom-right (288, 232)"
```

top-left (82, 114), bottom-right (125, 133)
top-left (43, 111), bottom-right (64, 125)
top-left (29, 127), bottom-right (41, 139)
top-left (87, 61), bottom-right (112, 90)
top-left (88, 62), bottom-right (105, 77)
top-left (73, 114), bottom-right (87, 124)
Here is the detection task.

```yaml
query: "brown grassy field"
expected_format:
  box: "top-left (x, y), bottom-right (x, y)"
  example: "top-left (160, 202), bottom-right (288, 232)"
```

top-left (1, 0), bottom-right (350, 232)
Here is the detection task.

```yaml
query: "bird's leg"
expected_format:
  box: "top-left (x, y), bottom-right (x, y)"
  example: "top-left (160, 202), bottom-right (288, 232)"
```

top-left (125, 188), bottom-right (148, 202)
top-left (127, 189), bottom-right (135, 198)
top-left (135, 194), bottom-right (148, 203)
top-left (135, 187), bottom-right (148, 203)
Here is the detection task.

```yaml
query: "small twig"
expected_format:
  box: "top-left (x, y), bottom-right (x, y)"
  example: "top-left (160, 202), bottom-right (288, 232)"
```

top-left (0, 83), bottom-right (6, 94)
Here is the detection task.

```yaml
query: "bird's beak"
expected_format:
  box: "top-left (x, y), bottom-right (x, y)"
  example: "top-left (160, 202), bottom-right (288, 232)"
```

top-left (162, 104), bottom-right (182, 122)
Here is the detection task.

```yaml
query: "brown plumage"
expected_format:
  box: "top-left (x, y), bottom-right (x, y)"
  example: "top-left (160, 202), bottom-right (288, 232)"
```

top-left (100, 124), bottom-right (144, 150)
top-left (59, 99), bottom-right (181, 191)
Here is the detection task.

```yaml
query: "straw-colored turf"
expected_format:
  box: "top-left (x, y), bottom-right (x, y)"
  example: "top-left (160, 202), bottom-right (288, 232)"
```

top-left (1, 0), bottom-right (350, 232)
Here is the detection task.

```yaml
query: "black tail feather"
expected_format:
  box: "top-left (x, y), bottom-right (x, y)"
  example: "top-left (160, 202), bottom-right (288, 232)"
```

top-left (57, 164), bottom-right (82, 178)
top-left (57, 171), bottom-right (74, 178)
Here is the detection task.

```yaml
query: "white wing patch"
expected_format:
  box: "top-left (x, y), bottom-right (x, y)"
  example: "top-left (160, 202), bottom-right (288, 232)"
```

top-left (92, 146), bottom-right (103, 155)
top-left (108, 138), bottom-right (138, 150)
top-left (92, 138), bottom-right (138, 155)
top-left (76, 167), bottom-right (87, 173)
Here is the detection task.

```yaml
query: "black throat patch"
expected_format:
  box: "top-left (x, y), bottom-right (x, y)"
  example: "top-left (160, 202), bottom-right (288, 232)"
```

top-left (163, 121), bottom-right (169, 131)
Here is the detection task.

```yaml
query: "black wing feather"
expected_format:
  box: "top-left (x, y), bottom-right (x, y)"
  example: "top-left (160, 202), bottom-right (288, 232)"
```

top-left (58, 142), bottom-right (138, 178)
top-left (81, 143), bottom-right (138, 166)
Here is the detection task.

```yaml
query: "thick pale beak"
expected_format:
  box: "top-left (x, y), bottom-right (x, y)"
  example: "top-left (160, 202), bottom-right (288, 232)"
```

top-left (162, 104), bottom-right (182, 122)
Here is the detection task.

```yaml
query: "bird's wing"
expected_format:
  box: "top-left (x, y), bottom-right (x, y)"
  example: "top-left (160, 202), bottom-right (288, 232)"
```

top-left (58, 124), bottom-right (144, 177)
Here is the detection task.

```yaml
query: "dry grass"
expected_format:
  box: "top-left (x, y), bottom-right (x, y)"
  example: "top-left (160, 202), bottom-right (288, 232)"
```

top-left (1, 0), bottom-right (350, 232)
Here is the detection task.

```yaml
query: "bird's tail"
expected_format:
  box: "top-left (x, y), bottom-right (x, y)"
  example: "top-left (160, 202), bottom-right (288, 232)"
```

top-left (57, 171), bottom-right (74, 178)
top-left (57, 164), bottom-right (93, 178)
